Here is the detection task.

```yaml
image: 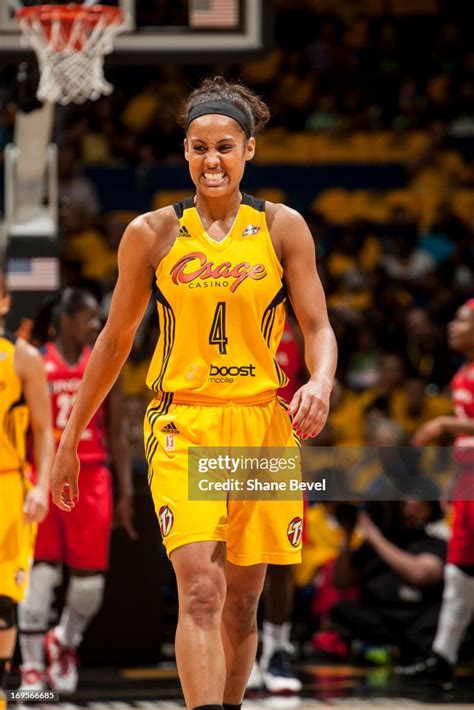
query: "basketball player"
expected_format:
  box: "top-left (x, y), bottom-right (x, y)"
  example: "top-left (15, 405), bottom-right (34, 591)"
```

top-left (397, 298), bottom-right (474, 686)
top-left (0, 273), bottom-right (54, 708)
top-left (19, 288), bottom-right (135, 694)
top-left (50, 77), bottom-right (337, 710)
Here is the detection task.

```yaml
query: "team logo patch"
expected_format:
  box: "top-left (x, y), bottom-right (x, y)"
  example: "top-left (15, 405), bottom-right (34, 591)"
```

top-left (178, 225), bottom-right (192, 238)
top-left (158, 505), bottom-right (174, 537)
top-left (242, 224), bottom-right (260, 236)
top-left (161, 422), bottom-right (180, 434)
top-left (287, 517), bottom-right (303, 547)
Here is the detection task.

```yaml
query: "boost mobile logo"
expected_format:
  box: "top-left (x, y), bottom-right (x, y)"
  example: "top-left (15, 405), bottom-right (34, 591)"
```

top-left (209, 364), bottom-right (256, 383)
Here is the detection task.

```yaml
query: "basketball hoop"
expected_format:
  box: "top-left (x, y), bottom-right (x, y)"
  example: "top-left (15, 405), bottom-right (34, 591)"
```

top-left (16, 4), bottom-right (127, 105)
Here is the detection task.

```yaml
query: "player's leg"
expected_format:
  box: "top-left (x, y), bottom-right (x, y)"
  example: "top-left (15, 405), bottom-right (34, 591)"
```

top-left (432, 563), bottom-right (474, 666)
top-left (19, 497), bottom-right (63, 691)
top-left (228, 397), bottom-right (303, 698)
top-left (171, 540), bottom-right (228, 710)
top-left (221, 561), bottom-right (266, 708)
top-left (146, 399), bottom-right (235, 709)
top-left (0, 595), bottom-right (17, 701)
top-left (45, 568), bottom-right (106, 694)
top-left (45, 465), bottom-right (112, 693)
top-left (1, 473), bottom-right (38, 702)
top-left (18, 562), bottom-right (62, 690)
top-left (260, 564), bottom-right (302, 693)
top-left (432, 499), bottom-right (474, 666)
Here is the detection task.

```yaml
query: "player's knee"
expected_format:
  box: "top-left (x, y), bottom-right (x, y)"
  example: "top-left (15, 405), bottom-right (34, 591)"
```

top-left (66, 574), bottom-right (105, 619)
top-left (0, 595), bottom-right (17, 630)
top-left (182, 577), bottom-right (225, 628)
top-left (18, 562), bottom-right (62, 631)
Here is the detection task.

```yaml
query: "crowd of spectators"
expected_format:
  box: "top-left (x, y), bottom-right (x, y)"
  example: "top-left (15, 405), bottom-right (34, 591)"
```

top-left (2, 2), bottom-right (473, 161)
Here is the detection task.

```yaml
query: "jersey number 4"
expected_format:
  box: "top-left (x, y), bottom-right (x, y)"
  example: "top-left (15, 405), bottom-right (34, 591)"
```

top-left (209, 302), bottom-right (228, 355)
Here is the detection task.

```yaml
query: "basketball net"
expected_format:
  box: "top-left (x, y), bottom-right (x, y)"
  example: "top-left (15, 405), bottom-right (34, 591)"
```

top-left (16, 4), bottom-right (127, 105)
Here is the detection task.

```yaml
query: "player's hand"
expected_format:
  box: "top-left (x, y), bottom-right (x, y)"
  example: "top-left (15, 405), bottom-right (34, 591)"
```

top-left (23, 485), bottom-right (49, 524)
top-left (357, 510), bottom-right (381, 545)
top-left (412, 417), bottom-right (446, 446)
top-left (51, 446), bottom-right (80, 511)
top-left (115, 493), bottom-right (138, 540)
top-left (288, 378), bottom-right (332, 440)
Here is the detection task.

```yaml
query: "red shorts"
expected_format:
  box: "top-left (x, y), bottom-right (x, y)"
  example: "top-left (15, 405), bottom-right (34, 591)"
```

top-left (35, 465), bottom-right (113, 570)
top-left (447, 499), bottom-right (474, 566)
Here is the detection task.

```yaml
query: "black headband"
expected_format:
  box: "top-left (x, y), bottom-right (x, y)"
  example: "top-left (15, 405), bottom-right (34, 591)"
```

top-left (185, 100), bottom-right (253, 138)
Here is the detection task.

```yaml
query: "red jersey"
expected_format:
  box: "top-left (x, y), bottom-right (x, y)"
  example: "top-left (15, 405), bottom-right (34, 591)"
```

top-left (42, 342), bottom-right (108, 465)
top-left (451, 361), bottom-right (474, 466)
top-left (276, 318), bottom-right (304, 403)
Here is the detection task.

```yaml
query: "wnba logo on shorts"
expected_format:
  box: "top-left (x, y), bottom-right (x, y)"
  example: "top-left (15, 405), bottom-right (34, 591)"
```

top-left (287, 517), bottom-right (303, 547)
top-left (159, 506), bottom-right (174, 537)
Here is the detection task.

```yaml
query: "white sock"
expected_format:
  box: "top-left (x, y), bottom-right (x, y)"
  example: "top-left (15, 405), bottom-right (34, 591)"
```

top-left (260, 621), bottom-right (292, 670)
top-left (56, 575), bottom-right (105, 649)
top-left (433, 564), bottom-right (474, 664)
top-left (19, 563), bottom-right (62, 668)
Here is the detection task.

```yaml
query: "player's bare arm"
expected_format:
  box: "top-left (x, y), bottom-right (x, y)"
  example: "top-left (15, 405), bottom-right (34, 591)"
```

top-left (267, 203), bottom-right (337, 439)
top-left (107, 378), bottom-right (138, 540)
top-left (414, 416), bottom-right (474, 446)
top-left (15, 337), bottom-right (54, 523)
top-left (51, 208), bottom-right (178, 511)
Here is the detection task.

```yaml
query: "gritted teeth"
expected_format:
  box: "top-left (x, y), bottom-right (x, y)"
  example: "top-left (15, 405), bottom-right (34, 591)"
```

top-left (204, 172), bottom-right (225, 181)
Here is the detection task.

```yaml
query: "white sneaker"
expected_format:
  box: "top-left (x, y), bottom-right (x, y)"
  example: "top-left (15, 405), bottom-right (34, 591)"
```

top-left (44, 628), bottom-right (79, 694)
top-left (263, 648), bottom-right (302, 693)
top-left (19, 664), bottom-right (46, 692)
top-left (247, 660), bottom-right (265, 690)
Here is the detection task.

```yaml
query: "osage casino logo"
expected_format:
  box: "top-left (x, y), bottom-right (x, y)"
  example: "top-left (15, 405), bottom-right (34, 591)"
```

top-left (170, 252), bottom-right (267, 293)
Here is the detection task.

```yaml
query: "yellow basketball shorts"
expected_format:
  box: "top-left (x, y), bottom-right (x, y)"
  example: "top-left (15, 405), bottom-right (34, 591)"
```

top-left (144, 393), bottom-right (303, 565)
top-left (0, 472), bottom-right (36, 603)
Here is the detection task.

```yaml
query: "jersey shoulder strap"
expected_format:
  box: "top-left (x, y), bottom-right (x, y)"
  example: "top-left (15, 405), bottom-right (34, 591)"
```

top-left (173, 196), bottom-right (195, 218)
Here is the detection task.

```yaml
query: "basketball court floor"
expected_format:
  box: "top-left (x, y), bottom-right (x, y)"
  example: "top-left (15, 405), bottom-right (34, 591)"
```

top-left (10, 662), bottom-right (474, 708)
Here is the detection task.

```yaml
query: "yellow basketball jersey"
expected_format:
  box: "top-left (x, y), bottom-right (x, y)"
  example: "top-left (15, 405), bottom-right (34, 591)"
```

top-left (0, 334), bottom-right (29, 473)
top-left (146, 194), bottom-right (288, 400)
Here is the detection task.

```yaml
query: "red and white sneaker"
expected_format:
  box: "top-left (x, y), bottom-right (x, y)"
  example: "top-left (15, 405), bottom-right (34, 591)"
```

top-left (19, 664), bottom-right (46, 692)
top-left (44, 628), bottom-right (79, 694)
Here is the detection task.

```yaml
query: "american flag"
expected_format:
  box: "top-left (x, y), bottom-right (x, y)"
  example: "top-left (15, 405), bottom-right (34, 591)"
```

top-left (190, 0), bottom-right (239, 28)
top-left (7, 258), bottom-right (59, 291)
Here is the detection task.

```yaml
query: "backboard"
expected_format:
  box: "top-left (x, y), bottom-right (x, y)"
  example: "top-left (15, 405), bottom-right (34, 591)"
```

top-left (0, 0), bottom-right (270, 61)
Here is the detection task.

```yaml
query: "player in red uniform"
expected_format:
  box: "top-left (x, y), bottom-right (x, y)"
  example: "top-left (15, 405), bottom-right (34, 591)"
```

top-left (19, 288), bottom-right (135, 694)
top-left (397, 298), bottom-right (474, 685)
